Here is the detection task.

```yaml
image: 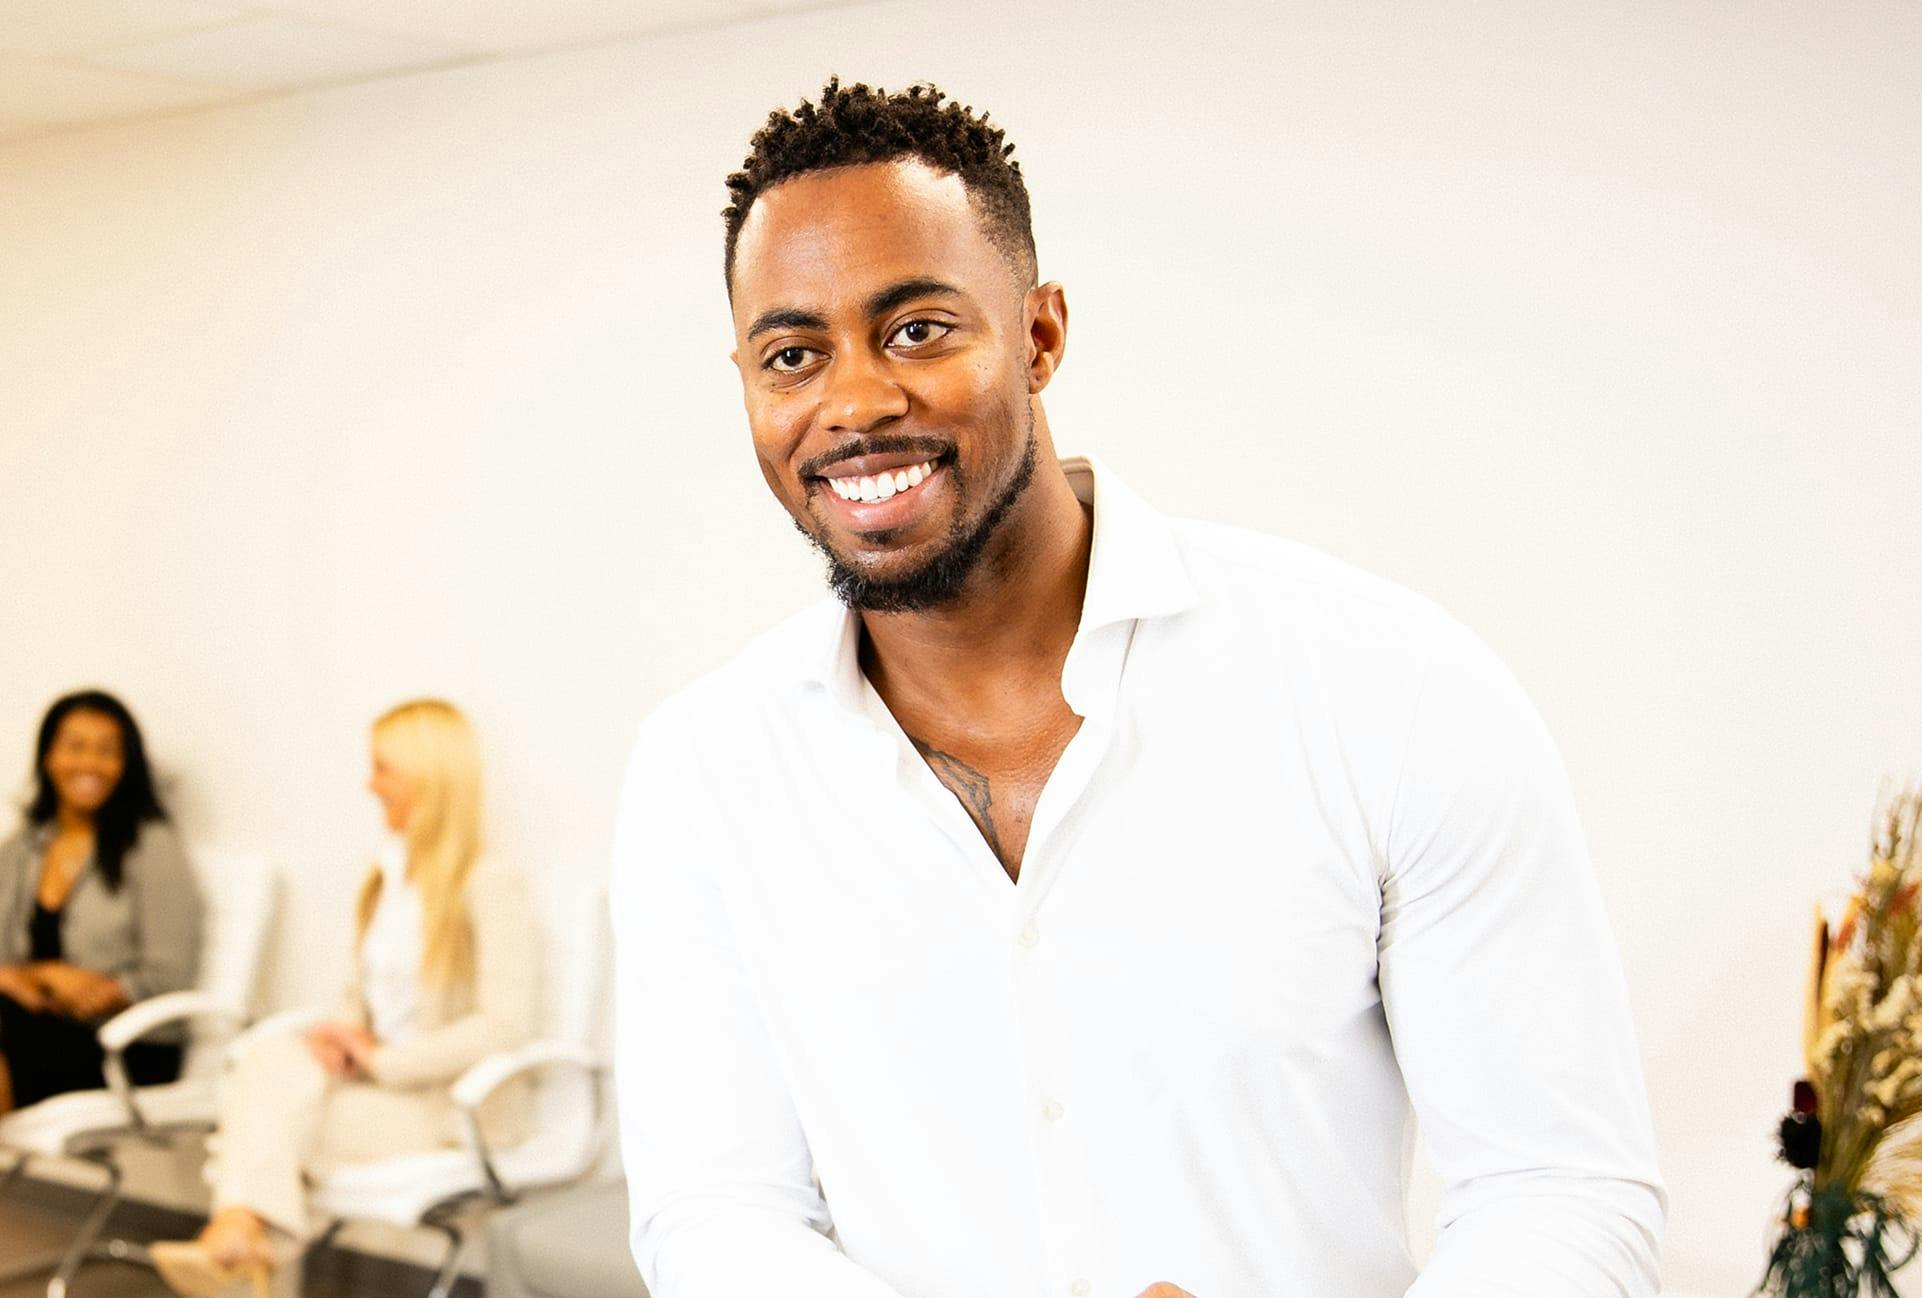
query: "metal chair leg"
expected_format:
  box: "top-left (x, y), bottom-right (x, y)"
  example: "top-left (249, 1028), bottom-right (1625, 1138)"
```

top-left (423, 1218), bottom-right (466, 1298)
top-left (46, 1153), bottom-right (122, 1298)
top-left (0, 1151), bottom-right (111, 1290)
top-left (309, 1218), bottom-right (342, 1257)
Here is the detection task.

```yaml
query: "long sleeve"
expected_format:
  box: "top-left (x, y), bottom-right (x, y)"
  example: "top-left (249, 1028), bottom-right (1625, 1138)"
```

top-left (0, 831), bottom-right (30, 967)
top-left (119, 821), bottom-right (202, 1002)
top-left (367, 861), bottom-right (538, 1087)
top-left (610, 720), bottom-right (907, 1298)
top-left (1380, 619), bottom-right (1665, 1297)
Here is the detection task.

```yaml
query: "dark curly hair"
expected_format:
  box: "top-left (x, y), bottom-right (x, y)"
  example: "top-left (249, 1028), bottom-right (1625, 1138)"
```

top-left (723, 78), bottom-right (1037, 289)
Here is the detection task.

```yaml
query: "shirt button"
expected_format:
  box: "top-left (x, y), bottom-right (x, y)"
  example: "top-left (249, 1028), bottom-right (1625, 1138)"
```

top-left (1017, 924), bottom-right (1040, 949)
top-left (1041, 1100), bottom-right (1065, 1123)
top-left (1070, 1281), bottom-right (1092, 1297)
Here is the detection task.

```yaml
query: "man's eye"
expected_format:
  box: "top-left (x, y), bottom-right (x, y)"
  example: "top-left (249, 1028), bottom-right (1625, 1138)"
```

top-left (889, 320), bottom-right (950, 348)
top-left (767, 346), bottom-right (815, 373)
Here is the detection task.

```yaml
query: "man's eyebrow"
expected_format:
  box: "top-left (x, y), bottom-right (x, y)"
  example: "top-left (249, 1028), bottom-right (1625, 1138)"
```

top-left (745, 281), bottom-right (961, 340)
top-left (746, 307), bottom-right (829, 340)
top-left (864, 279), bottom-right (963, 319)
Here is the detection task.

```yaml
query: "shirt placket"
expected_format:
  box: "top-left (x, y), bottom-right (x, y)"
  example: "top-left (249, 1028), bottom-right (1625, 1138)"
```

top-left (856, 612), bottom-right (1138, 1297)
top-left (1009, 616), bottom-right (1134, 1298)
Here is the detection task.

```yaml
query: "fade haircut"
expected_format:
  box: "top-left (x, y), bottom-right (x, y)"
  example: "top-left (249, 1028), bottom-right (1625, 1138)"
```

top-left (723, 77), bottom-right (1038, 289)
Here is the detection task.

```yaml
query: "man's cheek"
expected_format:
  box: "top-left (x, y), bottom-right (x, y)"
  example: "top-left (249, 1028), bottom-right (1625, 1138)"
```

top-left (750, 443), bottom-right (795, 509)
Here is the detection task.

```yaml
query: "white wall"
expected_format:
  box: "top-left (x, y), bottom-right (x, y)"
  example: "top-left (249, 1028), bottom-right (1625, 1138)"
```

top-left (1, 1), bottom-right (1917, 1290)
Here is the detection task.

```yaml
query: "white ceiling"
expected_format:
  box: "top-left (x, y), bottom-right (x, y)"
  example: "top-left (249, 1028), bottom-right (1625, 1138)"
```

top-left (0, 0), bottom-right (849, 141)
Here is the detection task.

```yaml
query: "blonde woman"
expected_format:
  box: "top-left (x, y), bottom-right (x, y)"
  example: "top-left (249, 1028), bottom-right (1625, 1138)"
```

top-left (153, 700), bottom-right (538, 1298)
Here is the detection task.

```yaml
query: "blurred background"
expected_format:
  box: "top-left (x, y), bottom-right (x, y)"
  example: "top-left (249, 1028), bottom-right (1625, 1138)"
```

top-left (0, 1), bottom-right (1917, 1292)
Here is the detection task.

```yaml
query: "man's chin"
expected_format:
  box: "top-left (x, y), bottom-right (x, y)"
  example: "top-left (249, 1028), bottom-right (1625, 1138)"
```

top-left (825, 549), bottom-right (940, 594)
top-left (805, 505), bottom-right (947, 567)
top-left (813, 532), bottom-right (967, 613)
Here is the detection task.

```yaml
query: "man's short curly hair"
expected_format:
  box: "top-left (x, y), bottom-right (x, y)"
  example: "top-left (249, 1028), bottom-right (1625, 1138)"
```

top-left (723, 78), bottom-right (1037, 289)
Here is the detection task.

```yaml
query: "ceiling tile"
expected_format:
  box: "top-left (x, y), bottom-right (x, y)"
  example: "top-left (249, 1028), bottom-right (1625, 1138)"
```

top-left (0, 52), bottom-right (238, 128)
top-left (0, 0), bottom-right (247, 58)
top-left (84, 12), bottom-right (476, 92)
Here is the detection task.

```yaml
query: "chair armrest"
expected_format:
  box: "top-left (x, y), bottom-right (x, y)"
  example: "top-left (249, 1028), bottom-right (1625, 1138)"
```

top-left (450, 1040), bottom-right (604, 1112)
top-left (96, 993), bottom-right (248, 1131)
top-left (450, 1041), bottom-right (607, 1203)
top-left (97, 991), bottom-right (244, 1052)
top-left (225, 1008), bottom-right (328, 1063)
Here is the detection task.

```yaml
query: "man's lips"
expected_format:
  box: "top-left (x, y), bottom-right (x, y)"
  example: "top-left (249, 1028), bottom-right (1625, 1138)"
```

top-left (810, 449), bottom-right (947, 481)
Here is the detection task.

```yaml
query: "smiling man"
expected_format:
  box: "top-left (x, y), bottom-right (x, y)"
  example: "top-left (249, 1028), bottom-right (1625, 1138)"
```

top-left (610, 80), bottom-right (1664, 1298)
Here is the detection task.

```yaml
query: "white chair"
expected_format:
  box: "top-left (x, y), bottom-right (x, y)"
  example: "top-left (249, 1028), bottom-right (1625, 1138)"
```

top-left (0, 848), bottom-right (275, 1298)
top-left (228, 876), bottom-right (611, 1298)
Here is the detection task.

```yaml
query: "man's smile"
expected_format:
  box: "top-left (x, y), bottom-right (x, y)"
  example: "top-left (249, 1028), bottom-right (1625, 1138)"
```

top-left (813, 458), bottom-right (948, 533)
top-left (823, 458), bottom-right (936, 502)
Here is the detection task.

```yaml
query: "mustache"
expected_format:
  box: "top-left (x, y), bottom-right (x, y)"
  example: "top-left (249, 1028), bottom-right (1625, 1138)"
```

top-left (799, 435), bottom-right (955, 480)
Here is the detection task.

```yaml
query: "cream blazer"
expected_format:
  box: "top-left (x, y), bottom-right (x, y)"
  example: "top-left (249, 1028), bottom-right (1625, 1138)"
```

top-left (339, 857), bottom-right (541, 1145)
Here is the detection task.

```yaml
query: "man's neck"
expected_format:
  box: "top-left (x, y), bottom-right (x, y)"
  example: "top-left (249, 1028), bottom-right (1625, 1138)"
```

top-left (859, 458), bottom-right (1092, 719)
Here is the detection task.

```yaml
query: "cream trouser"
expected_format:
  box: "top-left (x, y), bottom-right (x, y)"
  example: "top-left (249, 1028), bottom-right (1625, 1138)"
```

top-left (211, 1031), bottom-right (453, 1241)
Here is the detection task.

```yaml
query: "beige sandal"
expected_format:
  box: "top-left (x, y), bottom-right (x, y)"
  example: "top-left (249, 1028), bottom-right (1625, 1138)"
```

top-left (150, 1239), bottom-right (271, 1298)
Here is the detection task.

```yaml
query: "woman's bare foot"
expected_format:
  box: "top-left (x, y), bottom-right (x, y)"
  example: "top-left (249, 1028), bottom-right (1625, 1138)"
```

top-left (199, 1207), bottom-right (271, 1268)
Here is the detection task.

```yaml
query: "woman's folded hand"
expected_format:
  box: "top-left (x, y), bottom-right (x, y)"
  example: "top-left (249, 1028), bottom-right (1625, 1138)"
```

top-left (304, 1021), bottom-right (381, 1078)
top-left (27, 961), bottom-right (128, 1019)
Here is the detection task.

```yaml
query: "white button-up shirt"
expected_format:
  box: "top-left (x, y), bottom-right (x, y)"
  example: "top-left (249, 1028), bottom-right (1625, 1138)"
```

top-left (611, 457), bottom-right (1663, 1298)
top-left (360, 834), bottom-right (423, 1045)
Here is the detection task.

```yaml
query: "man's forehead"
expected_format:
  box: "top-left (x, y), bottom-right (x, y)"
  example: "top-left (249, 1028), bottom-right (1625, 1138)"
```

top-left (730, 159), bottom-right (1000, 317)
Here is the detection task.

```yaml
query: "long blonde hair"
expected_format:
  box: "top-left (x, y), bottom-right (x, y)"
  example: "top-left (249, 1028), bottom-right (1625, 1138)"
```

top-left (354, 699), bottom-right (484, 987)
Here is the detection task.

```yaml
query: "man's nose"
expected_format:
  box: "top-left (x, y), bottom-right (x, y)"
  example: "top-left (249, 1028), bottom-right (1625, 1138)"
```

top-left (819, 348), bottom-right (909, 435)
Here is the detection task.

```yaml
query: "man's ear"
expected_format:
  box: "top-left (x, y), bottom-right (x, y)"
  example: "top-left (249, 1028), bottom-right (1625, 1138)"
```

top-left (1025, 281), bottom-right (1069, 394)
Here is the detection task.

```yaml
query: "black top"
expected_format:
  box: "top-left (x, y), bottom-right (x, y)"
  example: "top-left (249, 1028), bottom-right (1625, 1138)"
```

top-left (29, 901), bottom-right (62, 962)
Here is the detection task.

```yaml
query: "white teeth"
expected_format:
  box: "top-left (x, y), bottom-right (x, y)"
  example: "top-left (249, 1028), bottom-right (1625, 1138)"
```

top-left (827, 460), bottom-right (937, 503)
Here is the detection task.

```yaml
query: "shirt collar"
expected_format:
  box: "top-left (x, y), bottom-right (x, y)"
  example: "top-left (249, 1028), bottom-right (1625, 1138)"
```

top-left (796, 453), bottom-right (1198, 708)
top-left (1064, 454), bottom-right (1200, 633)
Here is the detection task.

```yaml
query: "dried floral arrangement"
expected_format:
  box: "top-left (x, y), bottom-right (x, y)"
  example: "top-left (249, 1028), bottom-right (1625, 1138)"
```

top-left (1762, 790), bottom-right (1922, 1296)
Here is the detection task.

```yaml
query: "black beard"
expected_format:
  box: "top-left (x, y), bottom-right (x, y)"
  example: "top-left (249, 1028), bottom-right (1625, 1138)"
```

top-left (802, 421), bottom-right (1039, 614)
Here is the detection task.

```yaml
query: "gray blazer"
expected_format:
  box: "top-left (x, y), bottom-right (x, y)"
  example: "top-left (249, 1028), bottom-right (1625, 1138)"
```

top-left (0, 820), bottom-right (204, 1019)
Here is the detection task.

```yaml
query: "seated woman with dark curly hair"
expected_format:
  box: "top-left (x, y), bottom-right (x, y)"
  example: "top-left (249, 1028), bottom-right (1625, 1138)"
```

top-left (0, 690), bottom-right (203, 1114)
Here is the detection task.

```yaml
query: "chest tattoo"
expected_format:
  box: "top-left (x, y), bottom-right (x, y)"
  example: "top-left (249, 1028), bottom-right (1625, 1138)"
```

top-left (908, 735), bottom-right (1005, 862)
